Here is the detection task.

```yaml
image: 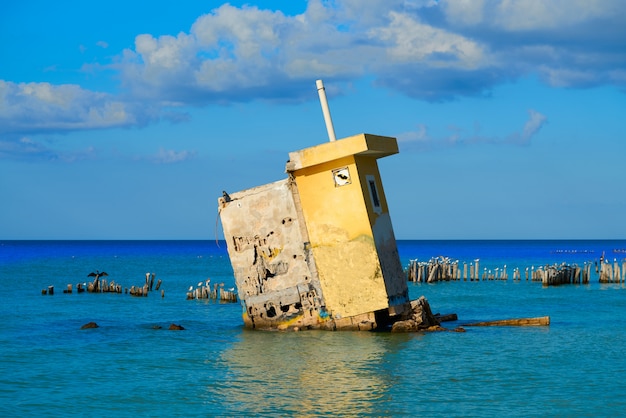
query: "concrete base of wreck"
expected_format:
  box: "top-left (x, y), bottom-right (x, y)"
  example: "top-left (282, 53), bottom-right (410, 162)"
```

top-left (244, 296), bottom-right (443, 333)
top-left (388, 296), bottom-right (443, 332)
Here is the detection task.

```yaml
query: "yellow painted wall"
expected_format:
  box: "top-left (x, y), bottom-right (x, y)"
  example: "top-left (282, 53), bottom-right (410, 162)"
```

top-left (294, 156), bottom-right (371, 241)
top-left (292, 155), bottom-right (390, 318)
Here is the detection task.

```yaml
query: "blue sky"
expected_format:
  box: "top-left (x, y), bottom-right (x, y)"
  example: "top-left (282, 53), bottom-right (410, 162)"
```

top-left (1, 0), bottom-right (625, 240)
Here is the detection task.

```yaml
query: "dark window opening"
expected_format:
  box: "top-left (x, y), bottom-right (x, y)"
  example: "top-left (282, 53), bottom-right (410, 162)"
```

top-left (369, 179), bottom-right (380, 208)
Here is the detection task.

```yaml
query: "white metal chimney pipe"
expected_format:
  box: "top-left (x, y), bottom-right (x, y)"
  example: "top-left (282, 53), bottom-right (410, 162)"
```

top-left (316, 79), bottom-right (337, 142)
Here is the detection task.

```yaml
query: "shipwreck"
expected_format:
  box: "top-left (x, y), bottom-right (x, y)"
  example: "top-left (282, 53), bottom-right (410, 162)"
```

top-left (217, 80), bottom-right (429, 331)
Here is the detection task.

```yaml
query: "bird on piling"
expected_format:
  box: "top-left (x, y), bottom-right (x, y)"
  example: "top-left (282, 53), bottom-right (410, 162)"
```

top-left (87, 271), bottom-right (108, 279)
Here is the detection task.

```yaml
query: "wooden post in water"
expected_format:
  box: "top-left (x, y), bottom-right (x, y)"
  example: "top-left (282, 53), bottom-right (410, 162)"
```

top-left (599, 261), bottom-right (611, 283)
top-left (407, 260), bottom-right (413, 282)
top-left (464, 316), bottom-right (550, 327)
top-left (427, 263), bottom-right (437, 283)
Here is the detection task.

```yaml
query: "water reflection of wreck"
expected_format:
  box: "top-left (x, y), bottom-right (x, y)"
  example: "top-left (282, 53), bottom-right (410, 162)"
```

top-left (218, 80), bottom-right (414, 331)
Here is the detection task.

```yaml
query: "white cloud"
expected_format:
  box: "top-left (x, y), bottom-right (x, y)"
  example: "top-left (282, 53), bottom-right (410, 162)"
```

top-left (192, 4), bottom-right (283, 59)
top-left (0, 0), bottom-right (623, 138)
top-left (119, 2), bottom-right (371, 100)
top-left (442, 0), bottom-right (619, 30)
top-left (520, 109), bottom-right (547, 143)
top-left (0, 80), bottom-right (148, 134)
top-left (113, 0), bottom-right (626, 104)
top-left (438, 0), bottom-right (626, 89)
top-left (0, 135), bottom-right (97, 162)
top-left (441, 0), bottom-right (487, 26)
top-left (397, 124), bottom-right (429, 143)
top-left (398, 109), bottom-right (547, 150)
top-left (372, 11), bottom-right (486, 69)
top-left (135, 33), bottom-right (194, 70)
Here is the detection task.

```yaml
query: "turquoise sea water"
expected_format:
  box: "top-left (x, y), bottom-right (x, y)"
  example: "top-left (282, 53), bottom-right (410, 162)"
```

top-left (1, 240), bottom-right (626, 417)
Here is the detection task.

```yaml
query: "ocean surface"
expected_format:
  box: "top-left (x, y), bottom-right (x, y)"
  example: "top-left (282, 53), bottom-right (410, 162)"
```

top-left (2, 239), bottom-right (626, 417)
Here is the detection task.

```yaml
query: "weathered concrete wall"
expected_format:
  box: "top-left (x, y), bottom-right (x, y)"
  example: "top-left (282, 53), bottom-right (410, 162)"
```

top-left (355, 156), bottom-right (408, 310)
top-left (372, 212), bottom-right (408, 310)
top-left (218, 179), bottom-right (327, 329)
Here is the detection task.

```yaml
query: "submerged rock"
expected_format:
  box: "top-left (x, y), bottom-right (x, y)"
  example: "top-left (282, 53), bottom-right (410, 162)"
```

top-left (391, 296), bottom-right (440, 333)
top-left (80, 322), bottom-right (99, 329)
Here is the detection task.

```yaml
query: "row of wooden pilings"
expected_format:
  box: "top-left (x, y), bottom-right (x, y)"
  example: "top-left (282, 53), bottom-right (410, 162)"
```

top-left (528, 260), bottom-right (624, 285)
top-left (41, 272), bottom-right (164, 297)
top-left (187, 279), bottom-right (238, 302)
top-left (407, 257), bottom-right (486, 282)
top-left (129, 272), bottom-right (163, 297)
top-left (598, 258), bottom-right (626, 283)
top-left (406, 257), bottom-right (626, 286)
